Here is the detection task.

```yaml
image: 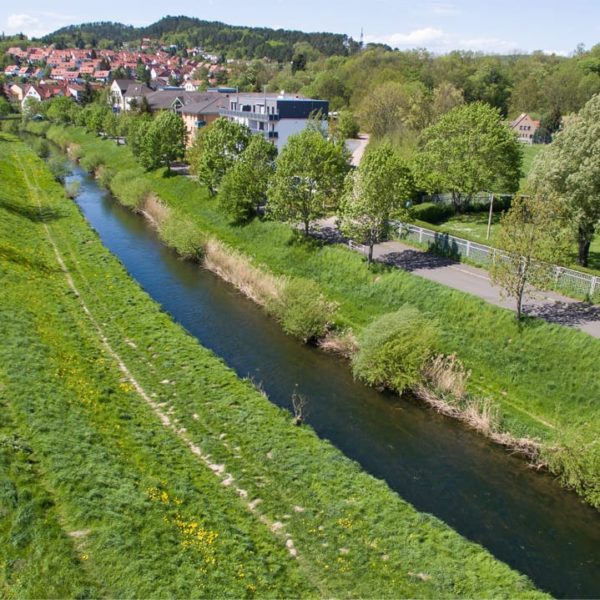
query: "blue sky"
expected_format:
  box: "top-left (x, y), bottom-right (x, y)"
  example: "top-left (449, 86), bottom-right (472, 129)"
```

top-left (2, 0), bottom-right (599, 55)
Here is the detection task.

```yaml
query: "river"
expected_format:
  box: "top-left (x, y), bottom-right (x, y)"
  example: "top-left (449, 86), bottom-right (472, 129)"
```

top-left (62, 162), bottom-right (599, 598)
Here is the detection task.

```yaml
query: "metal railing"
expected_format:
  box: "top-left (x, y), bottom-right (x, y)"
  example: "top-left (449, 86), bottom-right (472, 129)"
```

top-left (388, 221), bottom-right (600, 301)
top-left (219, 108), bottom-right (279, 122)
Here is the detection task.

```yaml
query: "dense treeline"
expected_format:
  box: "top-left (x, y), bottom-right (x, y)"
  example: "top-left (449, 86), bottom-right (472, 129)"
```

top-left (42, 16), bottom-right (360, 59)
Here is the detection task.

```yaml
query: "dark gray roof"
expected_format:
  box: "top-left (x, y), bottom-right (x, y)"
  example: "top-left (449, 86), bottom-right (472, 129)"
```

top-left (145, 90), bottom-right (224, 111)
top-left (123, 83), bottom-right (152, 98)
top-left (179, 94), bottom-right (229, 116)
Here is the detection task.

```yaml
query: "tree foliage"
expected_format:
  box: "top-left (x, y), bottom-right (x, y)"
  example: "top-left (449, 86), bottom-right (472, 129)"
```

top-left (219, 135), bottom-right (277, 224)
top-left (490, 193), bottom-right (570, 320)
top-left (339, 143), bottom-right (414, 264)
top-left (416, 102), bottom-right (523, 210)
top-left (528, 93), bottom-right (600, 267)
top-left (267, 129), bottom-right (350, 234)
top-left (190, 118), bottom-right (251, 194)
top-left (139, 110), bottom-right (187, 172)
top-left (352, 306), bottom-right (439, 394)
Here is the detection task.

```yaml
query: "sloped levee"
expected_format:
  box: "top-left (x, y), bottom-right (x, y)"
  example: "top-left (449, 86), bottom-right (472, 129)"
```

top-left (65, 160), bottom-right (600, 598)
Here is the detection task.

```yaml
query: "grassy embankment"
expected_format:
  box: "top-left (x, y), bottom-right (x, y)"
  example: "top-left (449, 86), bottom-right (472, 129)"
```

top-left (23, 122), bottom-right (600, 510)
top-left (0, 134), bottom-right (548, 597)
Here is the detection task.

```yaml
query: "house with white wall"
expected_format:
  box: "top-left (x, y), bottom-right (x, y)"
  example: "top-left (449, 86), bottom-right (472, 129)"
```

top-left (219, 92), bottom-right (329, 151)
top-left (510, 113), bottom-right (540, 144)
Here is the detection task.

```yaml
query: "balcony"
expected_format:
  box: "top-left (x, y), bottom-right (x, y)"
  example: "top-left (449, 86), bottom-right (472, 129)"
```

top-left (220, 108), bottom-right (279, 122)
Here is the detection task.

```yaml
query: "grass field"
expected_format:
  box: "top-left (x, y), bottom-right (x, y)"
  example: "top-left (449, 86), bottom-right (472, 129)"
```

top-left (521, 144), bottom-right (544, 182)
top-left (0, 134), bottom-right (550, 596)
top-left (23, 123), bottom-right (600, 508)
top-left (425, 212), bottom-right (600, 274)
top-left (409, 143), bottom-right (600, 274)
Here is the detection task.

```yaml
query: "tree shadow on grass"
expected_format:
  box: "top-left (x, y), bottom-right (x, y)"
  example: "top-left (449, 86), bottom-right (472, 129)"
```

top-left (0, 195), bottom-right (67, 223)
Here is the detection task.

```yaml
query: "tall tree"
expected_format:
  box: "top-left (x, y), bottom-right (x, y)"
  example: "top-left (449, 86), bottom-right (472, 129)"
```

top-left (416, 102), bottom-right (523, 211)
top-left (268, 128), bottom-right (350, 235)
top-left (190, 118), bottom-right (251, 194)
top-left (139, 111), bottom-right (187, 173)
top-left (490, 193), bottom-right (569, 320)
top-left (339, 143), bottom-right (414, 265)
top-left (219, 135), bottom-right (277, 223)
top-left (529, 93), bottom-right (600, 267)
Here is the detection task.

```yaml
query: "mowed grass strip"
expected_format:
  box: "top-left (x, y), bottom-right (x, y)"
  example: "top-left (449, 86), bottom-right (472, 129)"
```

top-left (0, 136), bottom-right (547, 597)
top-left (32, 123), bottom-right (600, 508)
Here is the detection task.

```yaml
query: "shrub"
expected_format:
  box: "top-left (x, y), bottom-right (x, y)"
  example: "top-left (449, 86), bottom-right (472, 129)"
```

top-left (96, 164), bottom-right (115, 188)
top-left (410, 202), bottom-right (454, 224)
top-left (110, 171), bottom-right (149, 209)
top-left (352, 306), bottom-right (438, 394)
top-left (65, 181), bottom-right (81, 199)
top-left (270, 278), bottom-right (338, 342)
top-left (159, 214), bottom-right (206, 260)
top-left (79, 151), bottom-right (105, 173)
top-left (47, 155), bottom-right (70, 182)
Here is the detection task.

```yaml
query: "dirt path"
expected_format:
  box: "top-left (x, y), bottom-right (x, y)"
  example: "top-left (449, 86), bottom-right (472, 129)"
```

top-left (21, 160), bottom-right (327, 592)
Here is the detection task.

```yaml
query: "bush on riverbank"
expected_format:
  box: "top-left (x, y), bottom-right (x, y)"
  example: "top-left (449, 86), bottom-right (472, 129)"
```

top-left (110, 170), bottom-right (150, 209)
top-left (159, 212), bottom-right (206, 259)
top-left (270, 277), bottom-right (338, 342)
top-left (352, 307), bottom-right (439, 393)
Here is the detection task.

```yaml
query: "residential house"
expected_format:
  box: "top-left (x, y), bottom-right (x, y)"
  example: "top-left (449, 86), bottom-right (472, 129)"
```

top-left (510, 113), bottom-right (540, 144)
top-left (220, 92), bottom-right (328, 150)
top-left (109, 79), bottom-right (152, 111)
top-left (180, 93), bottom-right (230, 145)
top-left (4, 65), bottom-right (19, 76)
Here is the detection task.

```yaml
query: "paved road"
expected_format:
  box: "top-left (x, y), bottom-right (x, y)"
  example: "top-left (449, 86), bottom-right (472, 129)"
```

top-left (345, 134), bottom-right (370, 167)
top-left (316, 220), bottom-right (600, 338)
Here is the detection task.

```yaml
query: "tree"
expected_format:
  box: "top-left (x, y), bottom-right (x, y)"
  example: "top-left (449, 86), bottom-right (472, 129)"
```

top-left (139, 111), bottom-right (187, 173)
top-left (528, 93), bottom-right (600, 266)
top-left (334, 110), bottom-right (360, 140)
top-left (268, 128), bottom-right (350, 235)
top-left (86, 103), bottom-right (112, 135)
top-left (219, 135), bottom-right (277, 223)
top-left (125, 113), bottom-right (152, 156)
top-left (46, 96), bottom-right (78, 124)
top-left (191, 118), bottom-right (251, 194)
top-left (416, 102), bottom-right (523, 211)
top-left (490, 193), bottom-right (569, 320)
top-left (339, 143), bottom-right (414, 264)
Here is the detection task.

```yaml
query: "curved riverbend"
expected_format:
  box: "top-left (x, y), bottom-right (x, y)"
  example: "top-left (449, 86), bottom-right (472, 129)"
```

top-left (67, 164), bottom-right (599, 598)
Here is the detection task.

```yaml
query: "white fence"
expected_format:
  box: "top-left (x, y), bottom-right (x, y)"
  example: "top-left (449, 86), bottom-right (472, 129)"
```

top-left (388, 221), bottom-right (600, 301)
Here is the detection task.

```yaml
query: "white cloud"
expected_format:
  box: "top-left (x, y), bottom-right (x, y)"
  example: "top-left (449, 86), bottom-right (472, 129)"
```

top-left (365, 27), bottom-right (445, 47)
top-left (428, 3), bottom-right (461, 16)
top-left (365, 27), bottom-right (525, 54)
top-left (5, 12), bottom-right (75, 38)
top-left (458, 36), bottom-right (518, 52)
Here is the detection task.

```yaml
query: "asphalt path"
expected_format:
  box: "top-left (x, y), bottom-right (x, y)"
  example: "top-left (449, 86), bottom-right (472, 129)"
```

top-left (315, 219), bottom-right (600, 338)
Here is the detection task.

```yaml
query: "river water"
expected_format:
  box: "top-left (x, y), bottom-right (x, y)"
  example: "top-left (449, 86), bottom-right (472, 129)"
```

top-left (63, 164), bottom-right (599, 598)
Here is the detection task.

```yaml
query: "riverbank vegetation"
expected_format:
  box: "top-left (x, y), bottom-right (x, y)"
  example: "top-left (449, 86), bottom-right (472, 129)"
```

top-left (18, 121), bottom-right (600, 510)
top-left (1, 133), bottom-right (551, 596)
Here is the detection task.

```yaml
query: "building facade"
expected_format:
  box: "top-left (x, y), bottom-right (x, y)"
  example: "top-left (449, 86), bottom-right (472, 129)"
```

top-left (220, 93), bottom-right (328, 151)
top-left (510, 113), bottom-right (540, 144)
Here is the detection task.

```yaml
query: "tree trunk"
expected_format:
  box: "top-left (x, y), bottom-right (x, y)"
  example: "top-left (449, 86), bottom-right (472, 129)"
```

top-left (304, 219), bottom-right (310, 236)
top-left (368, 242), bottom-right (374, 266)
top-left (577, 224), bottom-right (593, 267)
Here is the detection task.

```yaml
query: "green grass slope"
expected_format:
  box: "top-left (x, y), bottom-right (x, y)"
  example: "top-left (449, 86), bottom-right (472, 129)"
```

top-left (0, 134), bottom-right (546, 596)
top-left (29, 123), bottom-right (600, 508)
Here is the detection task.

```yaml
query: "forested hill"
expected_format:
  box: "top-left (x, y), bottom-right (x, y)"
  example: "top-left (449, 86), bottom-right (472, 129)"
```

top-left (42, 15), bottom-right (361, 60)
